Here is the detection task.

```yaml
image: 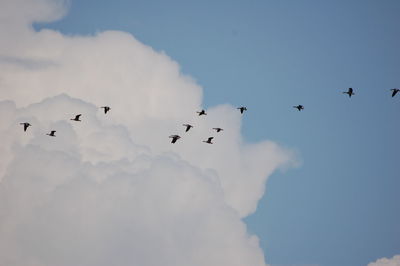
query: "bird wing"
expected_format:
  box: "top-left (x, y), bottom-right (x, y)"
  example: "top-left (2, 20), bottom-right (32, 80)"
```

top-left (51, 131), bottom-right (56, 134)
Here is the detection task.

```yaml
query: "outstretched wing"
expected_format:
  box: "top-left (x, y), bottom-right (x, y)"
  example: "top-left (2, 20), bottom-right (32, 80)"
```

top-left (183, 124), bottom-right (192, 132)
top-left (169, 135), bottom-right (180, 143)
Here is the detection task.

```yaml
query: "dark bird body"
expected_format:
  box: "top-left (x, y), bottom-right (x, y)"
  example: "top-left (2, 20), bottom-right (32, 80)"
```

top-left (183, 124), bottom-right (193, 132)
top-left (70, 114), bottom-right (82, 121)
top-left (391, 88), bottom-right (399, 97)
top-left (293, 105), bottom-right (304, 111)
top-left (46, 130), bottom-right (56, 137)
top-left (169, 135), bottom-right (181, 144)
top-left (20, 122), bottom-right (31, 132)
top-left (203, 137), bottom-right (214, 144)
top-left (343, 88), bottom-right (355, 98)
top-left (197, 110), bottom-right (207, 116)
top-left (237, 106), bottom-right (247, 114)
top-left (212, 127), bottom-right (223, 132)
top-left (101, 106), bottom-right (111, 114)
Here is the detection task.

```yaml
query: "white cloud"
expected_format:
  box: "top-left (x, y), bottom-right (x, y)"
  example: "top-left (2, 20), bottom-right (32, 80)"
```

top-left (0, 1), bottom-right (295, 265)
top-left (368, 255), bottom-right (400, 266)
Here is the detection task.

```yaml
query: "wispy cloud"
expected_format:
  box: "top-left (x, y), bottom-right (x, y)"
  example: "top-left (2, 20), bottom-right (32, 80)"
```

top-left (0, 55), bottom-right (58, 70)
top-left (368, 255), bottom-right (400, 266)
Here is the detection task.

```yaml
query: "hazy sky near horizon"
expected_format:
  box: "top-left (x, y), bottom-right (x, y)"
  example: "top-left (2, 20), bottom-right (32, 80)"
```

top-left (1, 0), bottom-right (399, 266)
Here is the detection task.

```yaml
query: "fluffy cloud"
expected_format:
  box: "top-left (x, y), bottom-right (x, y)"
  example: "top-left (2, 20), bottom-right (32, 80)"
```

top-left (368, 255), bottom-right (400, 266)
top-left (0, 1), bottom-right (294, 265)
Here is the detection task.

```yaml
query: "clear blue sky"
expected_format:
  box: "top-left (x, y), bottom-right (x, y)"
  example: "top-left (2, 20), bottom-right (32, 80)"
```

top-left (36, 1), bottom-right (400, 265)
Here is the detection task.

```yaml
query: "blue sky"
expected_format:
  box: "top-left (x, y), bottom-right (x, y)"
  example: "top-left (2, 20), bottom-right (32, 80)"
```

top-left (36, 0), bottom-right (400, 265)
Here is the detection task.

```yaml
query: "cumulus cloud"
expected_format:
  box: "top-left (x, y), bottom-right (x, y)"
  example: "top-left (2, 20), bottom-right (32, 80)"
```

top-left (368, 255), bottom-right (400, 266)
top-left (0, 0), bottom-right (294, 265)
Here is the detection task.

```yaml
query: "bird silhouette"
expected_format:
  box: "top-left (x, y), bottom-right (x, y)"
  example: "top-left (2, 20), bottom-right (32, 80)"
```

top-left (70, 114), bottom-right (82, 121)
top-left (237, 106), bottom-right (247, 114)
top-left (343, 88), bottom-right (355, 98)
top-left (197, 109), bottom-right (207, 116)
top-left (169, 135), bottom-right (181, 144)
top-left (183, 124), bottom-right (193, 132)
top-left (46, 130), bottom-right (56, 137)
top-left (293, 105), bottom-right (304, 111)
top-left (20, 122), bottom-right (31, 132)
top-left (212, 127), bottom-right (223, 132)
top-left (203, 137), bottom-right (214, 144)
top-left (101, 106), bottom-right (111, 114)
top-left (390, 88), bottom-right (399, 97)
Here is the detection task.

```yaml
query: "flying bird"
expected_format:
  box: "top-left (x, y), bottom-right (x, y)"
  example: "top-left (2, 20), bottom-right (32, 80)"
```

top-left (101, 106), bottom-right (111, 114)
top-left (183, 124), bottom-right (193, 132)
top-left (70, 114), bottom-right (82, 121)
top-left (293, 105), bottom-right (304, 111)
top-left (20, 122), bottom-right (31, 132)
top-left (197, 109), bottom-right (207, 116)
top-left (390, 88), bottom-right (399, 97)
top-left (237, 106), bottom-right (247, 114)
top-left (203, 137), bottom-right (214, 144)
top-left (169, 135), bottom-right (181, 144)
top-left (46, 130), bottom-right (56, 137)
top-left (212, 127), bottom-right (223, 132)
top-left (343, 88), bottom-right (355, 98)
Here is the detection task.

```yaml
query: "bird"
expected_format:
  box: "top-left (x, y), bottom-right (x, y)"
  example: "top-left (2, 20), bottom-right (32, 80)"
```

top-left (343, 88), bottom-right (355, 98)
top-left (70, 114), bottom-right (82, 121)
top-left (20, 122), bottom-right (31, 132)
top-left (293, 105), bottom-right (304, 111)
top-left (390, 88), bottom-right (399, 97)
top-left (197, 109), bottom-right (207, 116)
top-left (183, 124), bottom-right (193, 132)
top-left (169, 135), bottom-right (181, 144)
top-left (101, 106), bottom-right (111, 114)
top-left (237, 106), bottom-right (247, 114)
top-left (212, 127), bottom-right (223, 132)
top-left (203, 137), bottom-right (214, 144)
top-left (46, 130), bottom-right (56, 137)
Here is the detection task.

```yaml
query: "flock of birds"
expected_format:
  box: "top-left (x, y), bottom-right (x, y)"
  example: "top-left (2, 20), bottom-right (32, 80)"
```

top-left (19, 88), bottom-right (399, 144)
top-left (19, 106), bottom-right (111, 137)
top-left (168, 106), bottom-right (247, 144)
